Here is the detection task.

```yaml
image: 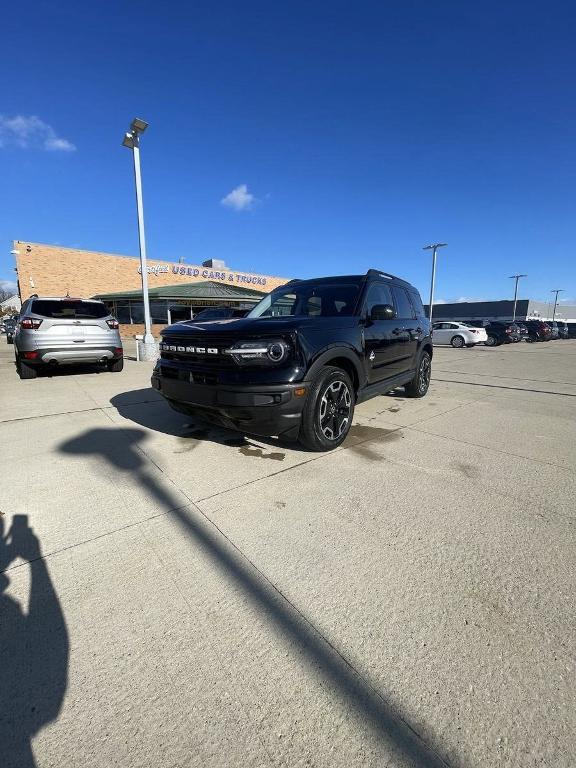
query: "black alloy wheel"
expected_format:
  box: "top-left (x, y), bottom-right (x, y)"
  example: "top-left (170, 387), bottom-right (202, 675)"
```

top-left (405, 351), bottom-right (431, 398)
top-left (299, 366), bottom-right (354, 451)
top-left (485, 335), bottom-right (498, 347)
top-left (319, 379), bottom-right (352, 442)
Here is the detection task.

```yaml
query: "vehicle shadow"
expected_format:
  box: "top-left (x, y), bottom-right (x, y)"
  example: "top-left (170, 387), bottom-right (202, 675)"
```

top-left (58, 425), bottom-right (454, 768)
top-left (110, 389), bottom-right (297, 451)
top-left (0, 516), bottom-right (69, 768)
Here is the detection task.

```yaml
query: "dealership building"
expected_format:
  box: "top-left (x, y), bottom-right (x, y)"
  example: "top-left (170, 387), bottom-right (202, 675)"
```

top-left (13, 241), bottom-right (289, 335)
top-left (11, 241), bottom-right (574, 329)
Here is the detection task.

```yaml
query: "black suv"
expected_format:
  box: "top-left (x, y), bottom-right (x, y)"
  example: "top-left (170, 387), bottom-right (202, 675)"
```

top-left (483, 322), bottom-right (521, 346)
top-left (524, 319), bottom-right (552, 342)
top-left (152, 270), bottom-right (432, 451)
top-left (556, 321), bottom-right (569, 339)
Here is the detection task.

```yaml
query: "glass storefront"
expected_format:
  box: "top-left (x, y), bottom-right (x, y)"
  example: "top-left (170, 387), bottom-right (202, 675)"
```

top-left (103, 298), bottom-right (257, 323)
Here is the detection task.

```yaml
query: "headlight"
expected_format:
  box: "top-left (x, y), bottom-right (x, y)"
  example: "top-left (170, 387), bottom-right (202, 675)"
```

top-left (224, 339), bottom-right (290, 364)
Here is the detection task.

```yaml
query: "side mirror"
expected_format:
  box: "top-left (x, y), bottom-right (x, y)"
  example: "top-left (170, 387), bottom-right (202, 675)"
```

top-left (370, 303), bottom-right (395, 321)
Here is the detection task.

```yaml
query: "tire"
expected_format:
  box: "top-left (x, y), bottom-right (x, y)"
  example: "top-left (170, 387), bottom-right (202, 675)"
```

top-left (450, 335), bottom-right (465, 348)
top-left (485, 335), bottom-right (498, 347)
top-left (107, 357), bottom-right (124, 373)
top-left (17, 356), bottom-right (37, 379)
top-left (298, 366), bottom-right (354, 451)
top-left (405, 350), bottom-right (432, 398)
top-left (6, 336), bottom-right (14, 345)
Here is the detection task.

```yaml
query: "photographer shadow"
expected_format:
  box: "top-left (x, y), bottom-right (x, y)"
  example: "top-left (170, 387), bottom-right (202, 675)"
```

top-left (0, 516), bottom-right (69, 768)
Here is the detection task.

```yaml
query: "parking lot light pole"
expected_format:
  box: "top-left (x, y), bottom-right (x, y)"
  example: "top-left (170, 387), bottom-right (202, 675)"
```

top-left (509, 274), bottom-right (527, 322)
top-left (551, 289), bottom-right (563, 321)
top-left (423, 243), bottom-right (447, 325)
top-left (122, 118), bottom-right (157, 360)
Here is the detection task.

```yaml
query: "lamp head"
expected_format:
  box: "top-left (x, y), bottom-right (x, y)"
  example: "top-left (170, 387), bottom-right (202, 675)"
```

top-left (131, 118), bottom-right (148, 134)
top-left (423, 243), bottom-right (447, 251)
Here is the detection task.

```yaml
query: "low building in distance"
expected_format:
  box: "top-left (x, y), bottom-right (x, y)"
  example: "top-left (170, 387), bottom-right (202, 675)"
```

top-left (426, 299), bottom-right (576, 323)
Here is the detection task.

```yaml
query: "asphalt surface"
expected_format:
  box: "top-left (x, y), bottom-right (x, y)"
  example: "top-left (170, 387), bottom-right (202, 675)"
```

top-left (1, 338), bottom-right (575, 768)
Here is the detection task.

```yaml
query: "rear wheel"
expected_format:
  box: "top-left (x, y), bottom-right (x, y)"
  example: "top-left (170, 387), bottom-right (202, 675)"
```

top-left (17, 355), bottom-right (37, 379)
top-left (405, 351), bottom-right (431, 398)
top-left (299, 366), bottom-right (354, 451)
top-left (450, 335), bottom-right (465, 348)
top-left (107, 357), bottom-right (124, 373)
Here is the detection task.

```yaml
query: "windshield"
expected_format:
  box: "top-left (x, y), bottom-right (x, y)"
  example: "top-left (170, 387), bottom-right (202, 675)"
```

top-left (30, 299), bottom-right (109, 319)
top-left (248, 280), bottom-right (362, 319)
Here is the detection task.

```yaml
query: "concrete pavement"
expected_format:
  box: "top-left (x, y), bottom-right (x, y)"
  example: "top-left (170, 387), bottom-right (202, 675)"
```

top-left (1, 339), bottom-right (575, 767)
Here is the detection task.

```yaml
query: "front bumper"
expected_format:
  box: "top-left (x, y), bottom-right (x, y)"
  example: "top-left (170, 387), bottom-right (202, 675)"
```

top-left (151, 371), bottom-right (309, 439)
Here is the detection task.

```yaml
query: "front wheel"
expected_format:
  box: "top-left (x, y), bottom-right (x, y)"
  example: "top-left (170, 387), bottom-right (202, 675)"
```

top-left (298, 366), bottom-right (354, 451)
top-left (405, 351), bottom-right (432, 398)
top-left (485, 335), bottom-right (498, 347)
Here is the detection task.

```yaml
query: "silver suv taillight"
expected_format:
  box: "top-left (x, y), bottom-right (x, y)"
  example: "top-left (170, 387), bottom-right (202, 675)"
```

top-left (106, 318), bottom-right (119, 329)
top-left (20, 318), bottom-right (43, 329)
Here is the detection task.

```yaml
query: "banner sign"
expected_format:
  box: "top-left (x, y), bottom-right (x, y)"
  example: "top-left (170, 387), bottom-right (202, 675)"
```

top-left (138, 262), bottom-right (267, 286)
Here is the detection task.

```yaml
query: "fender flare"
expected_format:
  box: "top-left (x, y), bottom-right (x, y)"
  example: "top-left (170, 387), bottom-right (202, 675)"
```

top-left (306, 346), bottom-right (366, 392)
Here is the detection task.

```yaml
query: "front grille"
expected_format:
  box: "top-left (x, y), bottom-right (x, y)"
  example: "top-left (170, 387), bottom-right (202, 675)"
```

top-left (160, 334), bottom-right (238, 367)
top-left (159, 365), bottom-right (218, 386)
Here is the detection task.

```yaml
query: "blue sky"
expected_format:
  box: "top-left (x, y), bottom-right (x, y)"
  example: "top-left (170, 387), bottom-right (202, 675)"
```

top-left (1, 0), bottom-right (575, 305)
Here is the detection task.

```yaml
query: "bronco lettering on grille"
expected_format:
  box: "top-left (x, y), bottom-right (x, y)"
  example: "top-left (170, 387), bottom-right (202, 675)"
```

top-left (161, 343), bottom-right (219, 354)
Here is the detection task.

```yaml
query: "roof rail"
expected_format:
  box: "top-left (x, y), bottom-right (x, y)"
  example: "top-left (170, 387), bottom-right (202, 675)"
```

top-left (366, 268), bottom-right (402, 281)
top-left (283, 278), bottom-right (303, 285)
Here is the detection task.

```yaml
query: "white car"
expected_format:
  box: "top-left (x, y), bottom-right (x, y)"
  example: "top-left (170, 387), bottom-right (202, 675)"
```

top-left (432, 322), bottom-right (488, 348)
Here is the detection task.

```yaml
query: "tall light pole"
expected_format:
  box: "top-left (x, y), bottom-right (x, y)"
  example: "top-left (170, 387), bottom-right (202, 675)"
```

top-left (423, 243), bottom-right (447, 324)
top-left (122, 118), bottom-right (156, 359)
top-left (508, 274), bottom-right (527, 322)
top-left (551, 289), bottom-right (563, 321)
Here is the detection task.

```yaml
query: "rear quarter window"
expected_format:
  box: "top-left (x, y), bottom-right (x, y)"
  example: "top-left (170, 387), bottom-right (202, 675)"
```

top-left (30, 300), bottom-right (109, 319)
top-left (409, 291), bottom-right (426, 318)
top-left (391, 286), bottom-right (415, 319)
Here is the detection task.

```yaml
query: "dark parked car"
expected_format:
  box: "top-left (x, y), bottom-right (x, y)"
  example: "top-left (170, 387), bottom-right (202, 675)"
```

top-left (545, 321), bottom-right (560, 339)
top-left (523, 320), bottom-right (552, 342)
top-left (152, 270), bottom-right (433, 451)
top-left (483, 322), bottom-right (521, 346)
top-left (566, 322), bottom-right (576, 339)
top-left (3, 317), bottom-right (17, 344)
top-left (514, 322), bottom-right (530, 340)
top-left (556, 321), bottom-right (569, 339)
top-left (192, 307), bottom-right (250, 321)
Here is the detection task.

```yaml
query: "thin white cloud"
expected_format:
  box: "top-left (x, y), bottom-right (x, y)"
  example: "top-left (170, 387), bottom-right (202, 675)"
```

top-left (221, 184), bottom-right (255, 211)
top-left (434, 299), bottom-right (447, 305)
top-left (455, 296), bottom-right (486, 303)
top-left (0, 115), bottom-right (76, 152)
top-left (0, 279), bottom-right (17, 294)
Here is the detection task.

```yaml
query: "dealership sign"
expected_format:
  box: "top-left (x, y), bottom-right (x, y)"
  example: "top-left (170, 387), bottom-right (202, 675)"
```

top-left (138, 262), bottom-right (267, 286)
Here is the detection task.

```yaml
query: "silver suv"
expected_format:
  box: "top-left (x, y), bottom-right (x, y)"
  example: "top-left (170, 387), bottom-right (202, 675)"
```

top-left (14, 296), bottom-right (123, 379)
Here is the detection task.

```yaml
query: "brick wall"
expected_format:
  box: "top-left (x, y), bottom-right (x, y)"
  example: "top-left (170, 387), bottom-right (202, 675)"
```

top-left (120, 323), bottom-right (165, 339)
top-left (14, 241), bottom-right (290, 301)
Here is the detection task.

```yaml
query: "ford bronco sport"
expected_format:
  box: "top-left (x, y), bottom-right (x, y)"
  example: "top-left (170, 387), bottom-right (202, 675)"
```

top-left (151, 270), bottom-right (432, 451)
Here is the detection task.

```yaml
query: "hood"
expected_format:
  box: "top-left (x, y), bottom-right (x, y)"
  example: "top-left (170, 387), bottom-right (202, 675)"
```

top-left (161, 315), bottom-right (357, 337)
